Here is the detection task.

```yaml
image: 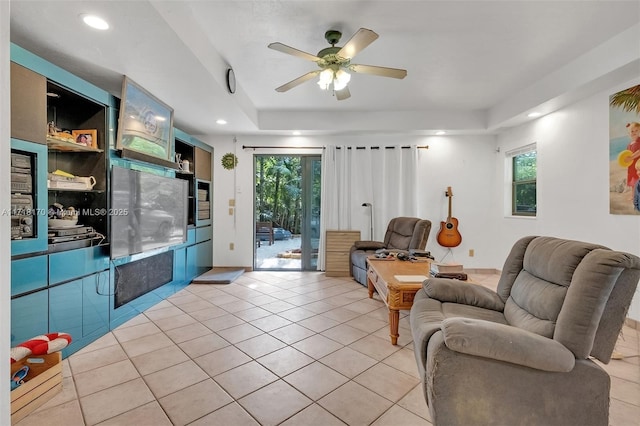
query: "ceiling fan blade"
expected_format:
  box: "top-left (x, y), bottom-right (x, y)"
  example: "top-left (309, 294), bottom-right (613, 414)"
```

top-left (268, 42), bottom-right (321, 62)
top-left (275, 70), bottom-right (321, 92)
top-left (350, 64), bottom-right (407, 79)
top-left (335, 87), bottom-right (351, 101)
top-left (337, 28), bottom-right (379, 59)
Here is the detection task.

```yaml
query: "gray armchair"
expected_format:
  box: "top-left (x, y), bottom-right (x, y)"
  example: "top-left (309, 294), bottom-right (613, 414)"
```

top-left (350, 217), bottom-right (431, 286)
top-left (409, 236), bottom-right (640, 426)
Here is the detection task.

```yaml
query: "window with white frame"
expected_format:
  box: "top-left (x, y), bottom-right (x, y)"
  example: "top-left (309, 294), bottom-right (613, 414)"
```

top-left (507, 143), bottom-right (537, 216)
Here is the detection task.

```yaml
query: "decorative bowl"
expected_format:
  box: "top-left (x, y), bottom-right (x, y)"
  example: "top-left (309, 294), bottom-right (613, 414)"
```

top-left (48, 218), bottom-right (79, 228)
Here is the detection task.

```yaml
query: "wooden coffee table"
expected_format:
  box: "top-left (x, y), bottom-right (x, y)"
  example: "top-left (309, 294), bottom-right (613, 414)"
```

top-left (366, 258), bottom-right (431, 345)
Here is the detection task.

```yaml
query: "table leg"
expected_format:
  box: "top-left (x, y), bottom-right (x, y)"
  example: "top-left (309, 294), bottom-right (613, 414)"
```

top-left (367, 277), bottom-right (374, 299)
top-left (388, 309), bottom-right (400, 345)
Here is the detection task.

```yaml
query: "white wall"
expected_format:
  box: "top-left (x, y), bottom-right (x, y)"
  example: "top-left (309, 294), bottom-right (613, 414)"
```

top-left (494, 77), bottom-right (640, 320)
top-left (1, 1), bottom-right (11, 423)
top-left (204, 133), bottom-right (497, 269)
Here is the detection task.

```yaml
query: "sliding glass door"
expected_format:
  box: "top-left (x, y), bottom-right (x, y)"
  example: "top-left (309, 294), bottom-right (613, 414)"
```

top-left (254, 155), bottom-right (321, 270)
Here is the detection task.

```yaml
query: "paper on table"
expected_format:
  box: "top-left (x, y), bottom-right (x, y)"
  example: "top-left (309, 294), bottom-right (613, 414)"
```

top-left (394, 275), bottom-right (429, 282)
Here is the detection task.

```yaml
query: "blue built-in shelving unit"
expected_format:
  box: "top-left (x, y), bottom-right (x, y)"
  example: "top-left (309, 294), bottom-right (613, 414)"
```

top-left (9, 43), bottom-right (213, 357)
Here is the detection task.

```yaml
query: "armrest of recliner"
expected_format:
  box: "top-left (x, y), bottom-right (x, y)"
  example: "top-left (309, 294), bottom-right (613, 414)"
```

top-left (423, 278), bottom-right (505, 311)
top-left (353, 240), bottom-right (386, 250)
top-left (441, 317), bottom-right (576, 372)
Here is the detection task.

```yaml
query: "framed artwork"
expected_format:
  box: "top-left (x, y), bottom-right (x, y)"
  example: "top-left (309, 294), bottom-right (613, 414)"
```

top-left (116, 76), bottom-right (174, 161)
top-left (72, 129), bottom-right (97, 149)
top-left (609, 84), bottom-right (640, 215)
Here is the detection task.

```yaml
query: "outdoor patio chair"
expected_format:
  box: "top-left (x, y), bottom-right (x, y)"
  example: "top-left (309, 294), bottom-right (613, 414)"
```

top-left (256, 221), bottom-right (274, 246)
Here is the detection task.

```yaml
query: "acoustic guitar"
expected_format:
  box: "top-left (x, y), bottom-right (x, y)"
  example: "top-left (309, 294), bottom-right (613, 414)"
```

top-left (437, 186), bottom-right (462, 247)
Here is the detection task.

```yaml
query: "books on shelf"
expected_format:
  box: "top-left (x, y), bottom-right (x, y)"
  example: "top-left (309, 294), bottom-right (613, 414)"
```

top-left (430, 262), bottom-right (464, 275)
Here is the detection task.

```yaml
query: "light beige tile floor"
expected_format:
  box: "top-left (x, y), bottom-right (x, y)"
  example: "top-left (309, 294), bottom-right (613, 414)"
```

top-left (15, 271), bottom-right (640, 425)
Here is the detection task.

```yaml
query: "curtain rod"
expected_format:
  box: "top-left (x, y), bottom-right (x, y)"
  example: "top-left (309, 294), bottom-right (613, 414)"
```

top-left (242, 145), bottom-right (429, 150)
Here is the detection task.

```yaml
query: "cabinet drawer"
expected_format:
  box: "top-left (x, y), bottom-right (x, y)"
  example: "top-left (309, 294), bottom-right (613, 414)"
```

top-left (11, 290), bottom-right (49, 347)
top-left (326, 231), bottom-right (360, 251)
top-left (196, 226), bottom-right (212, 243)
top-left (326, 251), bottom-right (351, 268)
top-left (49, 247), bottom-right (109, 284)
top-left (187, 228), bottom-right (196, 245)
top-left (12, 255), bottom-right (48, 296)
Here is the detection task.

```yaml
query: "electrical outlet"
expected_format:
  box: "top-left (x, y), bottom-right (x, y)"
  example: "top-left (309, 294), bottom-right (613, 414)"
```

top-left (469, 249), bottom-right (475, 257)
top-left (229, 199), bottom-right (235, 207)
top-left (229, 242), bottom-right (234, 250)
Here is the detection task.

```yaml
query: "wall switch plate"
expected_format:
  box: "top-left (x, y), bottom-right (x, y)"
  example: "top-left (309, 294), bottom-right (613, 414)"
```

top-left (469, 249), bottom-right (475, 257)
top-left (229, 199), bottom-right (235, 207)
top-left (229, 242), bottom-right (234, 250)
top-left (228, 208), bottom-right (234, 215)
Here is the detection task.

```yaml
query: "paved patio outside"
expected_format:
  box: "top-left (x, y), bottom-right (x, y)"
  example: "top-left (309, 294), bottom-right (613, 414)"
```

top-left (255, 235), bottom-right (320, 270)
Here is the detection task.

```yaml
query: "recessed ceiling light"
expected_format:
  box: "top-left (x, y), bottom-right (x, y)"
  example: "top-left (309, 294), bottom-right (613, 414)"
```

top-left (292, 131), bottom-right (301, 136)
top-left (81, 14), bottom-right (109, 30)
top-left (216, 119), bottom-right (227, 125)
top-left (435, 130), bottom-right (446, 135)
top-left (527, 112), bottom-right (542, 118)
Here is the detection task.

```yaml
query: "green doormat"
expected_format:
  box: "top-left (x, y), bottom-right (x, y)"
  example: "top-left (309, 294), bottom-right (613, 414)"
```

top-left (192, 268), bottom-right (245, 284)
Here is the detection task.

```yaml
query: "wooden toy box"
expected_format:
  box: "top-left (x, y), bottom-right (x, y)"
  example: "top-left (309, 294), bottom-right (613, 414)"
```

top-left (10, 352), bottom-right (62, 423)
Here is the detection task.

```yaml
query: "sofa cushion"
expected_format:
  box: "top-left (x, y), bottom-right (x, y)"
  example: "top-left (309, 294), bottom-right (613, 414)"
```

top-left (523, 237), bottom-right (606, 286)
top-left (442, 303), bottom-right (508, 324)
top-left (441, 318), bottom-right (575, 372)
top-left (556, 249), bottom-right (640, 360)
top-left (504, 271), bottom-right (567, 337)
top-left (353, 240), bottom-right (386, 250)
top-left (424, 279), bottom-right (505, 311)
top-left (503, 237), bottom-right (606, 337)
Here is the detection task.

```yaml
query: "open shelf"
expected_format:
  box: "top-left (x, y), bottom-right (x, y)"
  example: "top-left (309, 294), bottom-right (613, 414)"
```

top-left (47, 138), bottom-right (103, 153)
top-left (48, 188), bottom-right (105, 193)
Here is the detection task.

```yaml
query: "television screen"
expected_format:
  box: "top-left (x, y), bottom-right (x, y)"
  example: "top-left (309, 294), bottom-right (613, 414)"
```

top-left (115, 76), bottom-right (174, 162)
top-left (111, 166), bottom-right (187, 259)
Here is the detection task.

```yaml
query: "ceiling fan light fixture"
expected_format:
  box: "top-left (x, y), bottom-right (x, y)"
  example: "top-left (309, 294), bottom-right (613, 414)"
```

top-left (318, 69), bottom-right (334, 90)
top-left (269, 28), bottom-right (405, 100)
top-left (334, 69), bottom-right (351, 90)
top-left (317, 68), bottom-right (351, 91)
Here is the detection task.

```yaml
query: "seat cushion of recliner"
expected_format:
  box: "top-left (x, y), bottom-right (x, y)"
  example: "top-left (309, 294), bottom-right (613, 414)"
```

top-left (442, 302), bottom-right (509, 324)
top-left (410, 289), bottom-right (508, 379)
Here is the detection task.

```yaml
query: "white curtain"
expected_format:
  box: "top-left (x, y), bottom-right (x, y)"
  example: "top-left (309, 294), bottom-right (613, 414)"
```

top-left (318, 145), bottom-right (418, 270)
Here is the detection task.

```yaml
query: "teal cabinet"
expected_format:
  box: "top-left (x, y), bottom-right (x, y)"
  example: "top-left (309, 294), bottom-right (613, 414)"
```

top-left (173, 247), bottom-right (187, 284)
top-left (11, 289), bottom-right (48, 347)
top-left (196, 241), bottom-right (213, 272)
top-left (49, 270), bottom-right (109, 356)
top-left (82, 271), bottom-right (110, 339)
top-left (11, 255), bottom-right (47, 296)
top-left (49, 279), bottom-right (83, 342)
top-left (196, 225), bottom-right (212, 243)
top-left (49, 246), bottom-right (109, 285)
top-left (186, 244), bottom-right (198, 281)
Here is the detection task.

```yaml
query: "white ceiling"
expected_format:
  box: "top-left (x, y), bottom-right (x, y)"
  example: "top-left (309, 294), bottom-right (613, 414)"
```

top-left (8, 0), bottom-right (640, 138)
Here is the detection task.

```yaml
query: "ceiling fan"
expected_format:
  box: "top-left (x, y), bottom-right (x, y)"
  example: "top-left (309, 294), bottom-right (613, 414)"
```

top-left (268, 28), bottom-right (407, 101)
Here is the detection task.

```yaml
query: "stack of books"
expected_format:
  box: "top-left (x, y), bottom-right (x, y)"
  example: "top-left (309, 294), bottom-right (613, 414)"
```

top-left (429, 262), bottom-right (464, 277)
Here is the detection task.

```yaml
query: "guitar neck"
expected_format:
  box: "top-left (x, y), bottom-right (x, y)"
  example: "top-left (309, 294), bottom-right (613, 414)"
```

top-left (447, 192), bottom-right (453, 221)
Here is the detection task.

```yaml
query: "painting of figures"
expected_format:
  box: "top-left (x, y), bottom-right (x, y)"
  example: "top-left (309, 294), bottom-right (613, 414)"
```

top-left (609, 84), bottom-right (640, 215)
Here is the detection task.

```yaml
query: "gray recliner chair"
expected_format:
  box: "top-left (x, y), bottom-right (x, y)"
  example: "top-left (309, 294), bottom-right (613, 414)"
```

top-left (350, 217), bottom-right (431, 286)
top-left (409, 236), bottom-right (640, 426)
